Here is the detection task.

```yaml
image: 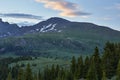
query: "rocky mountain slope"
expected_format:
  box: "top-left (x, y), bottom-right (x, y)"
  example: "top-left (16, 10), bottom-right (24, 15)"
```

top-left (0, 17), bottom-right (120, 57)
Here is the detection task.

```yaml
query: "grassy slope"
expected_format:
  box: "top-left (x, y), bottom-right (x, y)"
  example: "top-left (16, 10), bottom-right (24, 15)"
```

top-left (9, 57), bottom-right (70, 72)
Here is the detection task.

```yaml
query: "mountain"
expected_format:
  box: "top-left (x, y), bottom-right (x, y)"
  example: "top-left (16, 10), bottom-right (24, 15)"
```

top-left (21, 17), bottom-right (120, 37)
top-left (0, 17), bottom-right (120, 58)
top-left (0, 19), bottom-right (21, 37)
top-left (20, 17), bottom-right (71, 33)
top-left (0, 17), bottom-right (120, 38)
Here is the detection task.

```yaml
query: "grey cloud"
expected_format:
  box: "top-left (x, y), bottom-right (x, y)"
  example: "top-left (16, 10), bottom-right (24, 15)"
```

top-left (0, 13), bottom-right (43, 20)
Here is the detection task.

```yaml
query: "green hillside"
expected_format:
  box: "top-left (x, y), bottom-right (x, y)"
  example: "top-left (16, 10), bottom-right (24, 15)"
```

top-left (0, 30), bottom-right (120, 59)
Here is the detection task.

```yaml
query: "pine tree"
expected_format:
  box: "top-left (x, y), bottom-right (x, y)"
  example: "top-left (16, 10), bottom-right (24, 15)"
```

top-left (65, 71), bottom-right (74, 80)
top-left (86, 57), bottom-right (98, 80)
top-left (56, 69), bottom-right (65, 80)
top-left (116, 60), bottom-right (120, 80)
top-left (38, 70), bottom-right (42, 80)
top-left (55, 64), bottom-right (60, 78)
top-left (70, 56), bottom-right (76, 74)
top-left (58, 67), bottom-right (66, 80)
top-left (93, 47), bottom-right (102, 80)
top-left (51, 64), bottom-right (55, 79)
top-left (83, 56), bottom-right (90, 78)
top-left (6, 72), bottom-right (12, 80)
top-left (75, 56), bottom-right (83, 79)
top-left (43, 66), bottom-right (50, 80)
top-left (101, 71), bottom-right (107, 80)
top-left (33, 73), bottom-right (38, 80)
top-left (25, 64), bottom-right (33, 80)
top-left (102, 42), bottom-right (118, 78)
top-left (17, 68), bottom-right (24, 80)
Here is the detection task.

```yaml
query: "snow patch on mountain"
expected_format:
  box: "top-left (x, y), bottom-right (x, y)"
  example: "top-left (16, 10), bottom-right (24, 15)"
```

top-left (40, 26), bottom-right (45, 32)
top-left (45, 24), bottom-right (52, 29)
top-left (49, 24), bottom-right (57, 31)
top-left (36, 29), bottom-right (39, 31)
top-left (40, 24), bottom-right (58, 32)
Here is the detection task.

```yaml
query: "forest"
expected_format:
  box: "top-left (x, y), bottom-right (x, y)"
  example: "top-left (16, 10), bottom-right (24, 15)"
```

top-left (1, 42), bottom-right (120, 80)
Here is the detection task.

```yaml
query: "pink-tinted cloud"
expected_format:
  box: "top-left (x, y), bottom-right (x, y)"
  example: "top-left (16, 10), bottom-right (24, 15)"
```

top-left (35, 0), bottom-right (90, 17)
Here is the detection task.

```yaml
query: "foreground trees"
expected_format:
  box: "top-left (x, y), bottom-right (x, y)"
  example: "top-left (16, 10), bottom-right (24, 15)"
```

top-left (116, 60), bottom-right (120, 80)
top-left (86, 57), bottom-right (98, 80)
top-left (93, 47), bottom-right (102, 80)
top-left (4, 42), bottom-right (120, 80)
top-left (17, 68), bottom-right (24, 80)
top-left (6, 72), bottom-right (12, 80)
top-left (102, 71), bottom-right (107, 80)
top-left (102, 42), bottom-right (120, 79)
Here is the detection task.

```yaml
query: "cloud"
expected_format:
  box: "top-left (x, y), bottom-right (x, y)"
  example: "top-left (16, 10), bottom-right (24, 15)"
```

top-left (15, 21), bottom-right (36, 27)
top-left (0, 13), bottom-right (43, 26)
top-left (0, 13), bottom-right (43, 20)
top-left (35, 0), bottom-right (91, 17)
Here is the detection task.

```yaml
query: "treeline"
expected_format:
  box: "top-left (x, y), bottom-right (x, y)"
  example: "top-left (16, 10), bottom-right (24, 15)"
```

top-left (0, 56), bottom-right (32, 80)
top-left (3, 42), bottom-right (120, 80)
top-left (71, 42), bottom-right (120, 80)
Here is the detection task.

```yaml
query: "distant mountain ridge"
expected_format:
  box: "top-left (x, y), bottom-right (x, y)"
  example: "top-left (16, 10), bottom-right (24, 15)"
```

top-left (0, 17), bottom-right (120, 37)
top-left (0, 17), bottom-right (120, 56)
top-left (0, 19), bottom-right (20, 37)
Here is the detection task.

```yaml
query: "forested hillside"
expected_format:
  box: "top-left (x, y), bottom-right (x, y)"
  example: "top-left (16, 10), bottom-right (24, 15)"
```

top-left (0, 42), bottom-right (120, 80)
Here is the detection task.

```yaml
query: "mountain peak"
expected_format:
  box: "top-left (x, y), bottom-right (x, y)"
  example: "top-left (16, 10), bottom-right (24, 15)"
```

top-left (0, 19), bottom-right (8, 25)
top-left (46, 17), bottom-right (70, 23)
top-left (0, 18), bottom-right (2, 22)
top-left (0, 18), bottom-right (4, 24)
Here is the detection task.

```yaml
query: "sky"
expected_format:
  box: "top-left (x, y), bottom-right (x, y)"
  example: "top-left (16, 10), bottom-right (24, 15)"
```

top-left (0, 0), bottom-right (120, 31)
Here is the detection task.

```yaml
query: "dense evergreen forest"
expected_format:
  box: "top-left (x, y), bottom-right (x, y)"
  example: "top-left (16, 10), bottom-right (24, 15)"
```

top-left (1, 42), bottom-right (120, 80)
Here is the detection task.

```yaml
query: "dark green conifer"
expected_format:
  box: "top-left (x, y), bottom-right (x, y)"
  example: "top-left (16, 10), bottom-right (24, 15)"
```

top-left (17, 68), bottom-right (24, 80)
top-left (101, 71), bottom-right (107, 80)
top-left (116, 60), bottom-right (120, 80)
top-left (6, 72), bottom-right (12, 80)
top-left (83, 56), bottom-right (90, 78)
top-left (86, 57), bottom-right (98, 80)
top-left (76, 56), bottom-right (83, 79)
top-left (93, 47), bottom-right (102, 80)
top-left (25, 64), bottom-right (33, 80)
top-left (70, 56), bottom-right (76, 74)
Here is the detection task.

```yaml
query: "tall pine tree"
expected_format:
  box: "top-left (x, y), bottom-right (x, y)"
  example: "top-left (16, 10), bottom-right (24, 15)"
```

top-left (6, 72), bottom-right (12, 80)
top-left (25, 64), bottom-right (33, 80)
top-left (86, 57), bottom-right (98, 80)
top-left (75, 56), bottom-right (83, 79)
top-left (83, 56), bottom-right (90, 79)
top-left (17, 68), bottom-right (24, 80)
top-left (102, 42), bottom-right (118, 78)
top-left (116, 60), bottom-right (120, 80)
top-left (101, 71), bottom-right (107, 80)
top-left (38, 70), bottom-right (42, 80)
top-left (92, 47), bottom-right (102, 80)
top-left (70, 56), bottom-right (76, 75)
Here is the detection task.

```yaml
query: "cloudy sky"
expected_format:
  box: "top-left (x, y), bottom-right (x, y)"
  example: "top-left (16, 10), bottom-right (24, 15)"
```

top-left (0, 0), bottom-right (120, 30)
